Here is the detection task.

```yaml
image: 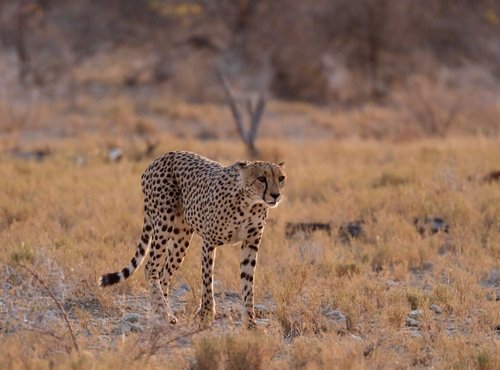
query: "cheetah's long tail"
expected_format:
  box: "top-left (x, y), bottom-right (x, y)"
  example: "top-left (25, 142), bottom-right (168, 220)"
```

top-left (98, 218), bottom-right (152, 287)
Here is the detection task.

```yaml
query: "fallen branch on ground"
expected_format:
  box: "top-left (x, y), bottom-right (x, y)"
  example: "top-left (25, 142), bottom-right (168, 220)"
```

top-left (18, 263), bottom-right (80, 353)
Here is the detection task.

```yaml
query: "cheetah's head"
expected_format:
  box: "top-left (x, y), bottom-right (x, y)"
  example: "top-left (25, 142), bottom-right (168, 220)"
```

top-left (236, 161), bottom-right (286, 208)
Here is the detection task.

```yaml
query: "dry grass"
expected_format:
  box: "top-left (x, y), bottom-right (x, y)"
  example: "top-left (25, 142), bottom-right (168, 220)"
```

top-left (1, 134), bottom-right (499, 369)
top-left (2, 66), bottom-right (500, 143)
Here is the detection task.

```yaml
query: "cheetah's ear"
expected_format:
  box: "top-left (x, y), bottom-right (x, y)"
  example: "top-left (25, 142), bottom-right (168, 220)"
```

top-left (236, 161), bottom-right (251, 168)
top-left (278, 161), bottom-right (286, 169)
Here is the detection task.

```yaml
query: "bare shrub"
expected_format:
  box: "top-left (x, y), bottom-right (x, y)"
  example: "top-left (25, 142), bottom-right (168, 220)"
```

top-left (218, 71), bottom-right (266, 158)
top-left (191, 332), bottom-right (278, 370)
top-left (192, 336), bottom-right (223, 370)
top-left (400, 74), bottom-right (462, 137)
top-left (289, 335), bottom-right (364, 369)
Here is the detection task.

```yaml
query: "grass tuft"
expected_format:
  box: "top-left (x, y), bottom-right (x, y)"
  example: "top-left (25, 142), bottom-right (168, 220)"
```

top-left (9, 242), bottom-right (35, 264)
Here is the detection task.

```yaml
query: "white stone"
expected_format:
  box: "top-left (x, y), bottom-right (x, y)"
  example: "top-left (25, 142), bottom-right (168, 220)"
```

top-left (429, 304), bottom-right (442, 314)
top-left (408, 309), bottom-right (423, 319)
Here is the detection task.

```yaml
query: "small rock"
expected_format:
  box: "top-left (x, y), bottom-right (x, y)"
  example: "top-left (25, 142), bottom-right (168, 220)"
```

top-left (414, 216), bottom-right (449, 236)
top-left (121, 322), bottom-right (143, 333)
top-left (74, 155), bottom-right (86, 166)
top-left (12, 148), bottom-right (51, 162)
top-left (350, 334), bottom-right (362, 341)
top-left (482, 170), bottom-right (500, 184)
top-left (108, 148), bottom-right (123, 162)
top-left (222, 291), bottom-right (240, 301)
top-left (408, 309), bottom-right (424, 319)
top-left (36, 309), bottom-right (59, 324)
top-left (481, 269), bottom-right (500, 288)
top-left (285, 222), bottom-right (332, 239)
top-left (422, 262), bottom-right (434, 271)
top-left (322, 308), bottom-right (346, 323)
top-left (363, 344), bottom-right (375, 357)
top-left (338, 220), bottom-right (364, 244)
top-left (429, 304), bottom-right (442, 314)
top-left (173, 283), bottom-right (190, 298)
top-left (405, 317), bottom-right (419, 327)
top-left (113, 313), bottom-right (143, 334)
top-left (256, 318), bottom-right (269, 327)
top-left (438, 242), bottom-right (455, 255)
top-left (410, 263), bottom-right (434, 275)
top-left (122, 313), bottom-right (140, 324)
top-left (385, 279), bottom-right (398, 287)
top-left (254, 303), bottom-right (271, 315)
top-left (429, 218), bottom-right (449, 233)
top-left (120, 313), bottom-right (143, 333)
top-left (423, 281), bottom-right (433, 292)
top-left (2, 283), bottom-right (12, 295)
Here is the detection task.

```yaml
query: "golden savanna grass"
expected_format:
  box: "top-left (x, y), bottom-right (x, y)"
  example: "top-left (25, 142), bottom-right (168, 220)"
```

top-left (0, 135), bottom-right (499, 369)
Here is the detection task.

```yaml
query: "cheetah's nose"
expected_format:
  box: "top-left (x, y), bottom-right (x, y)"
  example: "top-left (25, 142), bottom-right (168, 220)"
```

top-left (270, 193), bottom-right (280, 200)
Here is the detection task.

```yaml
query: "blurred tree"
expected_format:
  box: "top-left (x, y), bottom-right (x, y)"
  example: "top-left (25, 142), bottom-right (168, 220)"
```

top-left (0, 0), bottom-right (499, 102)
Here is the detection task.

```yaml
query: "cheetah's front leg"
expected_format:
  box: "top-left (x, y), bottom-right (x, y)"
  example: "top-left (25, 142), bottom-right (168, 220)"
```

top-left (197, 240), bottom-right (216, 325)
top-left (240, 234), bottom-right (262, 328)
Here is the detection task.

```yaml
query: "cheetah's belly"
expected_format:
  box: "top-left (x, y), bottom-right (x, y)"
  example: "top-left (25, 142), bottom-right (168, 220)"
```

top-left (183, 204), bottom-right (253, 245)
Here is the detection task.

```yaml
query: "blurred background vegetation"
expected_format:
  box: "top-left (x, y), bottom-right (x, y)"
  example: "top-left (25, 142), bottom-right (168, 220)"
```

top-left (1, 0), bottom-right (499, 140)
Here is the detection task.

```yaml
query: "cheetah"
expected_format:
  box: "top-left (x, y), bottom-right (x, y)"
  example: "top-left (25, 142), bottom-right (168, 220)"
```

top-left (99, 151), bottom-right (286, 328)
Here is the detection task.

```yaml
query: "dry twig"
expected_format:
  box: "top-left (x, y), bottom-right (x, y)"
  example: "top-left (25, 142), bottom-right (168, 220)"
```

top-left (18, 263), bottom-right (80, 353)
top-left (217, 71), bottom-right (266, 158)
top-left (134, 326), bottom-right (208, 361)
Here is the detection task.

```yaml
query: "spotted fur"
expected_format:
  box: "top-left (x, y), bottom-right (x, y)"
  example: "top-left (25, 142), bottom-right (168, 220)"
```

top-left (99, 151), bottom-right (286, 327)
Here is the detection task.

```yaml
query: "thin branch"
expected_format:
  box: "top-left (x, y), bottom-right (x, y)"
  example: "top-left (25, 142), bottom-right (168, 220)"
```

top-left (157, 326), bottom-right (207, 349)
top-left (144, 137), bottom-right (159, 157)
top-left (245, 99), bottom-right (254, 125)
top-left (442, 102), bottom-right (460, 134)
top-left (217, 71), bottom-right (248, 143)
top-left (249, 93), bottom-right (266, 143)
top-left (135, 326), bottom-right (208, 361)
top-left (218, 70), bottom-right (266, 158)
top-left (18, 263), bottom-right (80, 353)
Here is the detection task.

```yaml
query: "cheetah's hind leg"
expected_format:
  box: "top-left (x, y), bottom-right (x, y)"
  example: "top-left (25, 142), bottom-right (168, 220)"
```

top-left (159, 213), bottom-right (194, 324)
top-left (144, 213), bottom-right (187, 324)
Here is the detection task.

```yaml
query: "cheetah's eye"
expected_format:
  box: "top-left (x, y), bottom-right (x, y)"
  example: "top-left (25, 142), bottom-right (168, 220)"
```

top-left (257, 176), bottom-right (267, 183)
top-left (278, 176), bottom-right (285, 182)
